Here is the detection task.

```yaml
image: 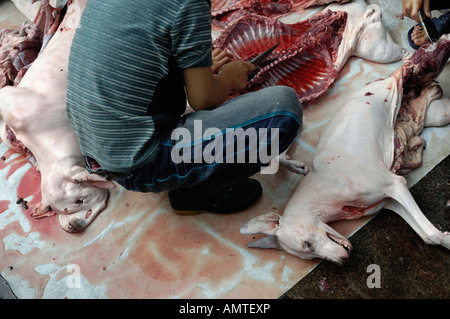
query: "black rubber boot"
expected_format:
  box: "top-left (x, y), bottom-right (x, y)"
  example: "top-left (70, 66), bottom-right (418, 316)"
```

top-left (168, 164), bottom-right (262, 215)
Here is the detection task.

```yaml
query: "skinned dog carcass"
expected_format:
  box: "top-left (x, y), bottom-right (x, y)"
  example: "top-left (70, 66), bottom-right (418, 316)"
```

top-left (241, 35), bottom-right (450, 266)
top-left (213, 0), bottom-right (407, 105)
top-left (0, 0), bottom-right (115, 233)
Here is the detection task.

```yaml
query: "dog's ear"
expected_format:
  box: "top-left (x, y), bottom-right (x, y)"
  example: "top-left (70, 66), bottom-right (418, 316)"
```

top-left (78, 177), bottom-right (116, 190)
top-left (30, 202), bottom-right (56, 219)
top-left (240, 212), bottom-right (281, 236)
top-left (247, 235), bottom-right (282, 250)
top-left (240, 212), bottom-right (282, 250)
top-left (71, 170), bottom-right (116, 189)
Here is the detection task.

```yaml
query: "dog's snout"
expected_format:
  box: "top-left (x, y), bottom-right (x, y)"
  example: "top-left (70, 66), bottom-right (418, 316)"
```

top-left (67, 219), bottom-right (83, 233)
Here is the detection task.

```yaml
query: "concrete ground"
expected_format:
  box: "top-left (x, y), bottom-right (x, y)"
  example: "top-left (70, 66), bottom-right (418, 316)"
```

top-left (0, 274), bottom-right (15, 299)
top-left (282, 155), bottom-right (450, 299)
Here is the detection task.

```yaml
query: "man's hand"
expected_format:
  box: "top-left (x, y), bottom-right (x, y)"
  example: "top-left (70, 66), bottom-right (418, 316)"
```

top-left (217, 60), bottom-right (255, 92)
top-left (211, 48), bottom-right (235, 74)
top-left (184, 60), bottom-right (255, 111)
top-left (402, 0), bottom-right (431, 22)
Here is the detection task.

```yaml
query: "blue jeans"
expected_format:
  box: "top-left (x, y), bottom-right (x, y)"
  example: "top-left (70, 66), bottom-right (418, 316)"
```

top-left (114, 86), bottom-right (302, 193)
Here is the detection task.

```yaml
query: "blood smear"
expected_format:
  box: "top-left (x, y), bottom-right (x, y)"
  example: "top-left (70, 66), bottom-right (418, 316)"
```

top-left (0, 200), bottom-right (10, 213)
top-left (17, 167), bottom-right (41, 204)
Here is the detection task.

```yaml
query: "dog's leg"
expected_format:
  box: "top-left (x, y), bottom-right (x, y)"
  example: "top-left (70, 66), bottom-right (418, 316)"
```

top-left (279, 152), bottom-right (309, 175)
top-left (0, 87), bottom-right (16, 139)
top-left (424, 94), bottom-right (450, 128)
top-left (385, 175), bottom-right (449, 249)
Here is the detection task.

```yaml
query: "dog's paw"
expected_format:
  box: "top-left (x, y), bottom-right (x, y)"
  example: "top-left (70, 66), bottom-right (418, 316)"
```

top-left (279, 154), bottom-right (309, 175)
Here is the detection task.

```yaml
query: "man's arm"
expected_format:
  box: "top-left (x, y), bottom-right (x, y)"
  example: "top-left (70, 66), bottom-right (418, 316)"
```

top-left (183, 60), bottom-right (255, 111)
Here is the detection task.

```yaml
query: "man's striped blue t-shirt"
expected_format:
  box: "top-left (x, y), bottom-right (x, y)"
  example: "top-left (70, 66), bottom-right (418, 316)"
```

top-left (66, 0), bottom-right (213, 173)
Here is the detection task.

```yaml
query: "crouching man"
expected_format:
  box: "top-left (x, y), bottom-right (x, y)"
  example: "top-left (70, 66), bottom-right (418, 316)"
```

top-left (66, 0), bottom-right (302, 214)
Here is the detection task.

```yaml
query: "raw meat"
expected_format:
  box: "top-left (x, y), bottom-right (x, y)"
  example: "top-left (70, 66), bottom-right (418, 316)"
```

top-left (212, 0), bottom-right (290, 17)
top-left (0, 0), bottom-right (67, 88)
top-left (214, 0), bottom-right (407, 105)
top-left (214, 10), bottom-right (345, 104)
top-left (0, 22), bottom-right (42, 88)
top-left (12, 0), bottom-right (66, 54)
top-left (0, 0), bottom-right (115, 233)
top-left (241, 35), bottom-right (450, 265)
top-left (211, 0), bottom-right (350, 30)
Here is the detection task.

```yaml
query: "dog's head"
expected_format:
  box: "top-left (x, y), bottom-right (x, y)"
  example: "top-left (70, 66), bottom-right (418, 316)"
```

top-left (240, 212), bottom-right (352, 266)
top-left (33, 165), bottom-right (115, 232)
